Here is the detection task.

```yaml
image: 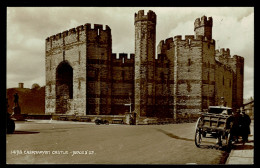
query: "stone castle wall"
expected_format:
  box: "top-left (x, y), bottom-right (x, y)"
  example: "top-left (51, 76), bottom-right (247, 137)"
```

top-left (45, 24), bottom-right (111, 115)
top-left (111, 53), bottom-right (135, 115)
top-left (215, 48), bottom-right (244, 110)
top-left (45, 10), bottom-right (244, 120)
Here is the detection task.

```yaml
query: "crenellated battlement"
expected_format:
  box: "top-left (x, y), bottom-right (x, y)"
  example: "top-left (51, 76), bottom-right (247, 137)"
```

top-left (46, 23), bottom-right (111, 42)
top-left (194, 15), bottom-right (213, 30)
top-left (173, 35), bottom-right (215, 44)
top-left (215, 48), bottom-right (231, 57)
top-left (194, 15), bottom-right (213, 41)
top-left (112, 53), bottom-right (135, 64)
top-left (134, 10), bottom-right (156, 24)
top-left (159, 38), bottom-right (174, 46)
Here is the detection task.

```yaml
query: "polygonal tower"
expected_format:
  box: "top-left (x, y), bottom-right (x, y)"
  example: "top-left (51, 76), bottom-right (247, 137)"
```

top-left (134, 10), bottom-right (157, 118)
top-left (194, 16), bottom-right (213, 40)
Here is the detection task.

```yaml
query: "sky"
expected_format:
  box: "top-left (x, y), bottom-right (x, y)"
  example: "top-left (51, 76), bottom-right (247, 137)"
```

top-left (6, 7), bottom-right (254, 99)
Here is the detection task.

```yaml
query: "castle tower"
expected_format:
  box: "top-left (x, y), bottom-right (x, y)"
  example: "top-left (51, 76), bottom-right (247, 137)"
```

top-left (134, 10), bottom-right (156, 118)
top-left (228, 55), bottom-right (244, 110)
top-left (45, 23), bottom-right (112, 116)
top-left (194, 16), bottom-right (213, 40)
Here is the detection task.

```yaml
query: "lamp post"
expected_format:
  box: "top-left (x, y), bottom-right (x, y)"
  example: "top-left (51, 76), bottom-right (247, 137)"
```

top-left (124, 104), bottom-right (131, 113)
top-left (125, 92), bottom-right (132, 113)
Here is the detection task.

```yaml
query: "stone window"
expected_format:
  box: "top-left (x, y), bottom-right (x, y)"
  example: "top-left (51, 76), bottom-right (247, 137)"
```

top-left (160, 72), bottom-right (165, 83)
top-left (49, 84), bottom-right (52, 93)
top-left (63, 51), bottom-right (65, 60)
top-left (78, 79), bottom-right (81, 90)
top-left (188, 59), bottom-right (191, 66)
top-left (78, 51), bottom-right (81, 64)
top-left (77, 31), bottom-right (80, 41)
top-left (187, 81), bottom-right (191, 92)
top-left (88, 69), bottom-right (96, 78)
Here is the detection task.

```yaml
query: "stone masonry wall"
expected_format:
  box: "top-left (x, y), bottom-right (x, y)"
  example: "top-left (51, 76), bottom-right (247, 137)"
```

top-left (201, 40), bottom-right (216, 111)
top-left (228, 55), bottom-right (244, 110)
top-left (45, 25), bottom-right (87, 115)
top-left (85, 24), bottom-right (112, 115)
top-left (45, 24), bottom-right (112, 116)
top-left (215, 61), bottom-right (233, 107)
top-left (111, 53), bottom-right (135, 115)
top-left (156, 38), bottom-right (175, 118)
top-left (154, 54), bottom-right (171, 118)
top-left (215, 49), bottom-right (244, 109)
top-left (134, 10), bottom-right (156, 118)
top-left (173, 35), bottom-right (203, 115)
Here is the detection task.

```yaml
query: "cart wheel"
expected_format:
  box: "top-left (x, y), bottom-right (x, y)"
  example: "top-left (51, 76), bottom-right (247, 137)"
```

top-left (195, 128), bottom-right (202, 147)
top-left (195, 117), bottom-right (202, 147)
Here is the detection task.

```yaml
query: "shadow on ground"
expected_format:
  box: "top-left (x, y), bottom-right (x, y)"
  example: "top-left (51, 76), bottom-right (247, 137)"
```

top-left (233, 144), bottom-right (254, 150)
top-left (155, 128), bottom-right (194, 142)
top-left (155, 128), bottom-right (231, 151)
top-left (8, 131), bottom-right (40, 134)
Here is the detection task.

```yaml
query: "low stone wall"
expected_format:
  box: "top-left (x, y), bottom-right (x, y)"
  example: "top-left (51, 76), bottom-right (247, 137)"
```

top-left (137, 113), bottom-right (200, 125)
top-left (26, 113), bottom-right (201, 125)
top-left (52, 114), bottom-right (126, 123)
top-left (26, 114), bottom-right (52, 120)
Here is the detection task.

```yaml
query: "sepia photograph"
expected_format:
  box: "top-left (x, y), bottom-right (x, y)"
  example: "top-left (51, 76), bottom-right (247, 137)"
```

top-left (5, 6), bottom-right (254, 165)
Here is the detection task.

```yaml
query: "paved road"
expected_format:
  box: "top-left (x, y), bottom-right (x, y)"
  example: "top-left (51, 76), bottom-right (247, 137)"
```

top-left (6, 120), bottom-right (228, 164)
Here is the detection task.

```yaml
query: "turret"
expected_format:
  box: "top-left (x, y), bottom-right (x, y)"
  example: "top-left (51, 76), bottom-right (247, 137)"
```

top-left (134, 10), bottom-right (156, 24)
top-left (194, 16), bottom-right (213, 41)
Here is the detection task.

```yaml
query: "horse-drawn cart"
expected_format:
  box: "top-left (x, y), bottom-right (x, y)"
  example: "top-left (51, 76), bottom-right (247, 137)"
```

top-left (195, 106), bottom-right (233, 149)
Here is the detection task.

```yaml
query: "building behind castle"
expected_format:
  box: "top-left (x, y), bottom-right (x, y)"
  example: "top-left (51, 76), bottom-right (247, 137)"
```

top-left (45, 10), bottom-right (244, 122)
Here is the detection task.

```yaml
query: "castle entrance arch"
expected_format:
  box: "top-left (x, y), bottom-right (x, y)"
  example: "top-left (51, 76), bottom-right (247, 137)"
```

top-left (56, 61), bottom-right (73, 114)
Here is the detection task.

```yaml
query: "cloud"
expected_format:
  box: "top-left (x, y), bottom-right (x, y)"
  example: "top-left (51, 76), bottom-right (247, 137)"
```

top-left (244, 65), bottom-right (254, 99)
top-left (164, 8), bottom-right (254, 99)
top-left (6, 7), bottom-right (254, 99)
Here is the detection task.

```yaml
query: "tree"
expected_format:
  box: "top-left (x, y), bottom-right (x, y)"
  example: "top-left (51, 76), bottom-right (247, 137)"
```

top-left (31, 83), bottom-right (40, 90)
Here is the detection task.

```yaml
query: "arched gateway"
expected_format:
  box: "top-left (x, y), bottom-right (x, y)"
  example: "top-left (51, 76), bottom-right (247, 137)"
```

top-left (56, 61), bottom-right (73, 114)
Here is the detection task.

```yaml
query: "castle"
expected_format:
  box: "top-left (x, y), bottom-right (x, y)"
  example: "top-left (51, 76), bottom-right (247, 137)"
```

top-left (45, 10), bottom-right (244, 121)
